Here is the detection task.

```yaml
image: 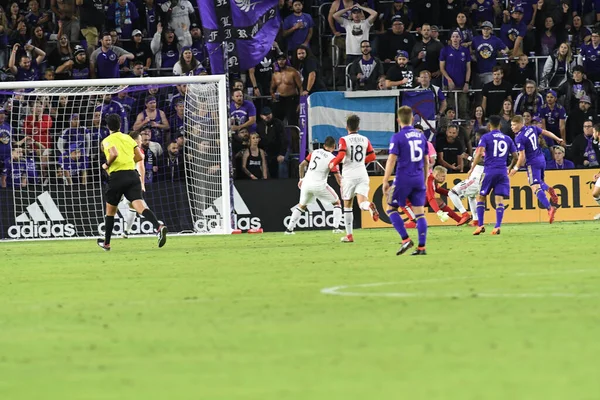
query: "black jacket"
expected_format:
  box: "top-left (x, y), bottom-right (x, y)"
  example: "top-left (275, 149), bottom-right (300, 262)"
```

top-left (348, 56), bottom-right (385, 91)
top-left (257, 117), bottom-right (287, 159)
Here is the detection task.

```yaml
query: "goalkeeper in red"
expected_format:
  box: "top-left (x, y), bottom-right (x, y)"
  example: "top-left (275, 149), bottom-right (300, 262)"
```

top-left (329, 114), bottom-right (378, 242)
top-left (425, 165), bottom-right (469, 225)
top-left (97, 114), bottom-right (167, 251)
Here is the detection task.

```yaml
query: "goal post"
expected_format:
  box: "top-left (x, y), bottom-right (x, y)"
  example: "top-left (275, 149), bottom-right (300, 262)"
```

top-left (0, 75), bottom-right (232, 240)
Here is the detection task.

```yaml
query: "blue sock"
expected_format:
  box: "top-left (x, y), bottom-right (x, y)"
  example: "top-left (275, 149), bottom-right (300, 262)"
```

top-left (415, 214), bottom-right (427, 247)
top-left (477, 202), bottom-right (485, 225)
top-left (387, 210), bottom-right (409, 240)
top-left (536, 188), bottom-right (550, 209)
top-left (495, 204), bottom-right (505, 229)
top-left (540, 181), bottom-right (549, 191)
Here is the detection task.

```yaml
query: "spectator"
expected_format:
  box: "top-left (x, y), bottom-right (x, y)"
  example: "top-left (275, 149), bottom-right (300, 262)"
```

top-left (7, 3), bottom-right (24, 33)
top-left (189, 22), bottom-right (205, 64)
top-left (539, 89), bottom-right (566, 145)
top-left (248, 44), bottom-right (279, 99)
top-left (567, 15), bottom-right (591, 50)
top-left (468, 0), bottom-right (498, 27)
top-left (270, 53), bottom-right (302, 126)
top-left (537, 16), bottom-right (566, 57)
top-left (106, 0), bottom-right (140, 38)
top-left (0, 108), bottom-right (12, 173)
top-left (385, 50), bottom-right (413, 89)
top-left (436, 124), bottom-right (464, 173)
top-left (95, 93), bottom-right (129, 131)
top-left (132, 96), bottom-right (169, 144)
top-left (282, 0), bottom-right (313, 53)
top-left (89, 110), bottom-right (109, 148)
top-left (55, 45), bottom-right (90, 79)
top-left (566, 95), bottom-right (596, 145)
top-left (579, 30), bottom-right (600, 83)
top-left (540, 42), bottom-right (575, 89)
top-left (230, 87), bottom-right (257, 139)
top-left (172, 46), bottom-right (206, 76)
top-left (482, 66), bottom-right (512, 116)
top-left (160, 0), bottom-right (195, 40)
top-left (557, 65), bottom-right (596, 114)
top-left (29, 25), bottom-right (50, 60)
top-left (157, 141), bottom-right (184, 181)
top-left (472, 21), bottom-right (509, 88)
top-left (514, 79), bottom-right (543, 115)
top-left (138, 0), bottom-right (160, 38)
top-left (169, 98), bottom-right (184, 139)
top-left (382, 0), bottom-right (413, 31)
top-left (410, 24), bottom-right (444, 84)
top-left (113, 90), bottom-right (135, 116)
top-left (470, 105), bottom-right (486, 142)
top-left (241, 133), bottom-right (268, 180)
top-left (412, 0), bottom-right (440, 28)
top-left (413, 69), bottom-right (447, 134)
top-left (77, 0), bottom-right (105, 53)
top-left (499, 98), bottom-right (515, 137)
top-left (50, 0), bottom-right (79, 42)
top-left (327, 0), bottom-right (354, 63)
top-left (349, 39), bottom-right (384, 91)
top-left (378, 16), bottom-right (415, 64)
top-left (440, 30), bottom-right (471, 119)
top-left (333, 4), bottom-right (378, 65)
top-left (126, 29), bottom-right (153, 70)
top-left (8, 43), bottom-right (45, 81)
top-left (546, 145), bottom-right (575, 170)
top-left (90, 32), bottom-right (134, 79)
top-left (10, 20), bottom-right (29, 47)
top-left (109, 30), bottom-right (122, 48)
top-left (292, 45), bottom-right (327, 95)
top-left (500, 6), bottom-right (526, 56)
top-left (25, 0), bottom-right (51, 31)
top-left (439, 0), bottom-right (461, 31)
top-left (126, 60), bottom-right (148, 77)
top-left (509, 53), bottom-right (536, 86)
top-left (0, 11), bottom-right (8, 70)
top-left (570, 121), bottom-right (598, 167)
top-left (56, 113), bottom-right (91, 156)
top-left (47, 33), bottom-right (72, 79)
top-left (23, 100), bottom-right (52, 169)
top-left (455, 12), bottom-right (474, 48)
top-left (140, 128), bottom-right (158, 183)
top-left (59, 143), bottom-right (88, 185)
top-left (0, 147), bottom-right (37, 188)
top-left (571, 0), bottom-right (595, 25)
top-left (256, 106), bottom-right (287, 179)
top-left (150, 23), bottom-right (191, 74)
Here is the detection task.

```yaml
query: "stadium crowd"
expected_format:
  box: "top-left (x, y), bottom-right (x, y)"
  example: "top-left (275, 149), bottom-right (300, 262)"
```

top-left (3, 0), bottom-right (600, 189)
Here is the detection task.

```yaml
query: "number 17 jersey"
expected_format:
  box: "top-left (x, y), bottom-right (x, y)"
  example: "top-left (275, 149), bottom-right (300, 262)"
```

top-left (338, 133), bottom-right (373, 180)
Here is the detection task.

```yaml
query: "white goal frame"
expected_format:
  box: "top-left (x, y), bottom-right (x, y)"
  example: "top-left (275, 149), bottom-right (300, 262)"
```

top-left (0, 75), bottom-right (232, 238)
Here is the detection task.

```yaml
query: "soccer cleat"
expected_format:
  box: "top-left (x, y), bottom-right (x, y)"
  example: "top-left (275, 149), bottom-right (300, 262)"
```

top-left (456, 212), bottom-right (472, 226)
top-left (548, 206), bottom-right (557, 224)
top-left (594, 213), bottom-right (600, 221)
top-left (121, 230), bottom-right (129, 239)
top-left (548, 187), bottom-right (559, 206)
top-left (157, 225), bottom-right (168, 248)
top-left (369, 202), bottom-right (379, 222)
top-left (340, 234), bottom-right (354, 243)
top-left (411, 248), bottom-right (427, 256)
top-left (396, 239), bottom-right (414, 255)
top-left (470, 220), bottom-right (479, 227)
top-left (96, 239), bottom-right (110, 251)
top-left (404, 220), bottom-right (417, 229)
top-left (332, 229), bottom-right (344, 234)
top-left (284, 230), bottom-right (295, 235)
top-left (472, 226), bottom-right (486, 235)
top-left (491, 228), bottom-right (501, 235)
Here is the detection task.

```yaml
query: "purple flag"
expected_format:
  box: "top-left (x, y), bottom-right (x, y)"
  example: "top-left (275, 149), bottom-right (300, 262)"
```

top-left (198, 0), bottom-right (281, 74)
top-left (299, 94), bottom-right (308, 161)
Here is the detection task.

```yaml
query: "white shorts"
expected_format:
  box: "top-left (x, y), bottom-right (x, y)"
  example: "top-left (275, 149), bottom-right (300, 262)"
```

top-left (595, 179), bottom-right (600, 188)
top-left (451, 175), bottom-right (482, 199)
top-left (300, 184), bottom-right (339, 206)
top-left (341, 177), bottom-right (370, 200)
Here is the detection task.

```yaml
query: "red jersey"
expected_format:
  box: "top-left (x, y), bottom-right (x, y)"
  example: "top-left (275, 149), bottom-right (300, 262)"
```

top-left (425, 173), bottom-right (449, 212)
top-left (24, 114), bottom-right (53, 150)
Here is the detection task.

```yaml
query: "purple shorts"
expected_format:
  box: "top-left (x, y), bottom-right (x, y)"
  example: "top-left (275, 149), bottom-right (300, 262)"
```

top-left (480, 172), bottom-right (510, 197)
top-left (388, 179), bottom-right (426, 207)
top-left (526, 160), bottom-right (546, 186)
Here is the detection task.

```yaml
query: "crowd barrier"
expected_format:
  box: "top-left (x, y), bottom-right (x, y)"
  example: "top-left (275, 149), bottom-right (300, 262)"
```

top-left (362, 169), bottom-right (600, 229)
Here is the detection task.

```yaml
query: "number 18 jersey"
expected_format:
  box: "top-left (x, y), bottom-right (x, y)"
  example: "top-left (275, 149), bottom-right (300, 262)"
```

top-left (338, 133), bottom-right (373, 180)
top-left (303, 149), bottom-right (338, 186)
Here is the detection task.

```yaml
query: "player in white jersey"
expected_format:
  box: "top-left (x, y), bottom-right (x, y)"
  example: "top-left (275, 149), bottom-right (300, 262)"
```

top-left (446, 129), bottom-right (486, 227)
top-left (285, 136), bottom-right (343, 234)
top-left (121, 131), bottom-right (147, 238)
top-left (329, 114), bottom-right (379, 242)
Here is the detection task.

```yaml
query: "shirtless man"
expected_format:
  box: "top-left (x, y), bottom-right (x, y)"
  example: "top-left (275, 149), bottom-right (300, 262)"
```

top-left (51, 0), bottom-right (79, 42)
top-left (270, 53), bottom-right (302, 126)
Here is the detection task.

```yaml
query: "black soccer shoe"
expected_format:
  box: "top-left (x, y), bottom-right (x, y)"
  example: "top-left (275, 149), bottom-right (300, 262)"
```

top-left (157, 225), bottom-right (168, 248)
top-left (396, 239), bottom-right (414, 256)
top-left (97, 239), bottom-right (111, 251)
top-left (411, 249), bottom-right (427, 256)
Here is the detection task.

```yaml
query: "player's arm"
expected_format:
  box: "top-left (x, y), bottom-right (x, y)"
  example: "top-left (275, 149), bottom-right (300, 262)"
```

top-left (559, 119), bottom-right (566, 143)
top-left (102, 145), bottom-right (118, 170)
top-left (329, 137), bottom-right (346, 169)
top-left (333, 171), bottom-right (342, 186)
top-left (157, 110), bottom-right (170, 130)
top-left (508, 151), bottom-right (519, 171)
top-left (382, 153), bottom-right (397, 195)
top-left (237, 115), bottom-right (256, 131)
top-left (133, 146), bottom-right (143, 163)
top-left (468, 147), bottom-right (484, 177)
top-left (260, 149), bottom-right (268, 179)
top-left (509, 150), bottom-right (526, 177)
top-left (364, 141), bottom-right (376, 164)
top-left (132, 112), bottom-right (146, 131)
top-left (299, 153), bottom-right (310, 181)
top-left (136, 158), bottom-right (146, 191)
top-left (541, 129), bottom-right (563, 144)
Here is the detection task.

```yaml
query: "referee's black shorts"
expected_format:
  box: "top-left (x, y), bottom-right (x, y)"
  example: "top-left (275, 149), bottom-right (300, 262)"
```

top-left (106, 170), bottom-right (143, 206)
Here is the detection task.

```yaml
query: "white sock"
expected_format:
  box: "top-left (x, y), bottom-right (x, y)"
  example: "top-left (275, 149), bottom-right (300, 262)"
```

top-left (287, 207), bottom-right (303, 231)
top-left (333, 205), bottom-right (342, 229)
top-left (359, 201), bottom-right (371, 211)
top-left (344, 207), bottom-right (353, 235)
top-left (124, 208), bottom-right (137, 233)
top-left (594, 197), bottom-right (600, 206)
top-left (448, 190), bottom-right (467, 214)
top-left (403, 206), bottom-right (416, 220)
top-left (468, 197), bottom-right (478, 220)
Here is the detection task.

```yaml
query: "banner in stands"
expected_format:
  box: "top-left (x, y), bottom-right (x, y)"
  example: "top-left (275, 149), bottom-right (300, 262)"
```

top-left (362, 170), bottom-right (600, 228)
top-left (308, 92), bottom-right (396, 148)
top-left (0, 180), bottom-right (361, 239)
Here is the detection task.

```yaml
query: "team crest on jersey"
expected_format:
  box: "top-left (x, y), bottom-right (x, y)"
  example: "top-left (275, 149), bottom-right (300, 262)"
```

top-left (477, 43), bottom-right (493, 59)
top-left (166, 50), bottom-right (176, 57)
top-left (508, 28), bottom-right (519, 42)
top-left (109, 53), bottom-right (117, 61)
top-left (460, 52), bottom-right (466, 61)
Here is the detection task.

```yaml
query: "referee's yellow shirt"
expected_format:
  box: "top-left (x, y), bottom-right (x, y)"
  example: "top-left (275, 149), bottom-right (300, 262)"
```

top-left (101, 132), bottom-right (138, 174)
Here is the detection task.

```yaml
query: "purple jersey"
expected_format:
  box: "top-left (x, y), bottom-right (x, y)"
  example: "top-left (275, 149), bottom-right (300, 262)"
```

top-left (60, 155), bottom-right (89, 177)
top-left (580, 43), bottom-right (600, 75)
top-left (478, 130), bottom-right (517, 173)
top-left (472, 35), bottom-right (506, 74)
top-left (538, 104), bottom-right (565, 146)
top-left (515, 125), bottom-right (545, 165)
top-left (95, 101), bottom-right (129, 132)
top-left (230, 100), bottom-right (257, 132)
top-left (390, 126), bottom-right (428, 182)
top-left (439, 45), bottom-right (470, 87)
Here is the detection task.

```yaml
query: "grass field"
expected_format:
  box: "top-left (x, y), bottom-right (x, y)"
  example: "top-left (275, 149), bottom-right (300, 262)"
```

top-left (1, 222), bottom-right (600, 400)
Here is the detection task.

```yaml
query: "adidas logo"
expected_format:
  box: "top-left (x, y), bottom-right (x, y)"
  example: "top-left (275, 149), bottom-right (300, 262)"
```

top-left (284, 198), bottom-right (343, 230)
top-left (196, 185), bottom-right (261, 232)
top-left (96, 201), bottom-right (158, 236)
top-left (8, 192), bottom-right (76, 238)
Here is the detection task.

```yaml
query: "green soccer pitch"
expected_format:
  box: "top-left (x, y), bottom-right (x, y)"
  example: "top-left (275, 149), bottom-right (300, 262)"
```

top-left (1, 223), bottom-right (599, 399)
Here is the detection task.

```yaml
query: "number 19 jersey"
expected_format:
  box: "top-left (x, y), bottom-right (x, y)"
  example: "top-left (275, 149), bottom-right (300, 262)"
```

top-left (338, 134), bottom-right (373, 180)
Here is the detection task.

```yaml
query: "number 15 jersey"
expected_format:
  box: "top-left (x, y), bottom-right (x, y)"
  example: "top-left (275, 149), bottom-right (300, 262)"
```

top-left (338, 134), bottom-right (374, 180)
top-left (389, 126), bottom-right (428, 185)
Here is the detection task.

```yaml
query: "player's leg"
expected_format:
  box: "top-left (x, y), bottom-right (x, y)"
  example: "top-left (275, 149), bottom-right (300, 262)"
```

top-left (287, 187), bottom-right (312, 233)
top-left (410, 198), bottom-right (427, 256)
top-left (327, 184), bottom-right (343, 233)
top-left (123, 203), bottom-right (137, 237)
top-left (450, 180), bottom-right (475, 225)
top-left (355, 178), bottom-right (378, 221)
top-left (592, 179), bottom-right (600, 219)
top-left (340, 180), bottom-right (356, 239)
top-left (473, 194), bottom-right (487, 235)
top-left (385, 184), bottom-right (413, 253)
top-left (467, 196), bottom-right (479, 225)
top-left (126, 174), bottom-right (166, 247)
top-left (538, 167), bottom-right (559, 205)
top-left (437, 199), bottom-right (462, 223)
top-left (98, 179), bottom-right (122, 250)
top-left (491, 176), bottom-right (510, 235)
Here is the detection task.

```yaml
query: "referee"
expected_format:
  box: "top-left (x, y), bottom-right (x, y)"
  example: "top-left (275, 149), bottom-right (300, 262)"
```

top-left (98, 114), bottom-right (167, 251)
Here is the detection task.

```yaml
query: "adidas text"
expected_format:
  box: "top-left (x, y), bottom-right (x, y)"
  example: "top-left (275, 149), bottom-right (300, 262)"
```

top-left (97, 217), bottom-right (157, 235)
top-left (8, 222), bottom-right (76, 239)
top-left (283, 212), bottom-right (343, 229)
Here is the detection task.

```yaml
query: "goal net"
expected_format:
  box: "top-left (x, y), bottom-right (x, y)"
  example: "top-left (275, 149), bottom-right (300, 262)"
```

top-left (0, 76), bottom-right (231, 240)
